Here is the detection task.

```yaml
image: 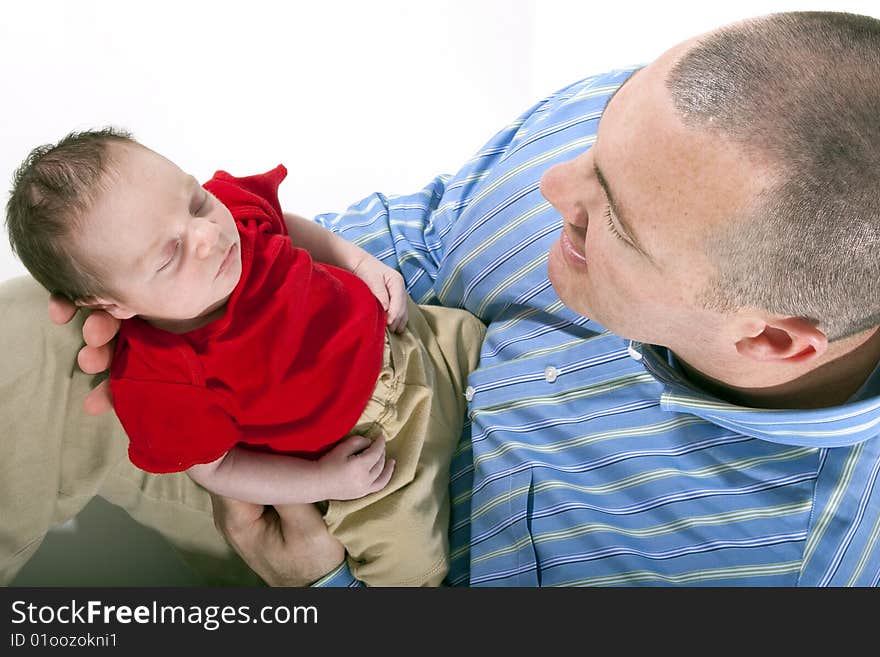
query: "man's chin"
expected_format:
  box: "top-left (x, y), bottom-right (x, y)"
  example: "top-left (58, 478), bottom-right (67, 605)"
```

top-left (550, 287), bottom-right (623, 333)
top-left (548, 252), bottom-right (611, 324)
top-left (549, 279), bottom-right (594, 322)
top-left (547, 246), bottom-right (571, 301)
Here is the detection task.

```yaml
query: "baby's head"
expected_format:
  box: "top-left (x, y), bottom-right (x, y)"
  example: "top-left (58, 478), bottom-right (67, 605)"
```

top-left (7, 129), bottom-right (241, 330)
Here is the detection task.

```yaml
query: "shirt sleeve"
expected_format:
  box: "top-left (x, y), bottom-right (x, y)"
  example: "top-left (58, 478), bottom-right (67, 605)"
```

top-left (311, 561), bottom-right (365, 588)
top-left (204, 165), bottom-right (288, 236)
top-left (112, 378), bottom-right (242, 474)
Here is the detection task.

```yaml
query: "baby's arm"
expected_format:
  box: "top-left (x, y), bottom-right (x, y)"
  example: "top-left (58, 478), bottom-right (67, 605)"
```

top-left (283, 212), bottom-right (408, 332)
top-left (187, 435), bottom-right (395, 505)
top-left (282, 212), bottom-right (368, 272)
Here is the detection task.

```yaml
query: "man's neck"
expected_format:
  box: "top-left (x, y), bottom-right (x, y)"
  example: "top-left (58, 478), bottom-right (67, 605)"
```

top-left (674, 326), bottom-right (880, 410)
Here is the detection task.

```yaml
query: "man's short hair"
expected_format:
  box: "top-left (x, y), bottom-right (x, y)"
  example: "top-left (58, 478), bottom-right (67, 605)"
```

top-left (6, 127), bottom-right (136, 302)
top-left (666, 11), bottom-right (880, 342)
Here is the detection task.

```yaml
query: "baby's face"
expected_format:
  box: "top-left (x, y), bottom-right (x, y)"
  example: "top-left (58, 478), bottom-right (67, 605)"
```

top-left (76, 143), bottom-right (241, 330)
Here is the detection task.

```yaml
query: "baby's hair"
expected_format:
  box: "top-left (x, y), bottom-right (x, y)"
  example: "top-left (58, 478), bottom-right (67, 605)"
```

top-left (6, 127), bottom-right (138, 302)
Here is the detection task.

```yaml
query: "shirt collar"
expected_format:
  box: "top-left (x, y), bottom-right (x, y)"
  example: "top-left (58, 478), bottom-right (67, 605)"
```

top-left (628, 340), bottom-right (880, 448)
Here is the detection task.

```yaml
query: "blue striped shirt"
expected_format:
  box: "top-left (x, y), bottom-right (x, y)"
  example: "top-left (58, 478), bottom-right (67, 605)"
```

top-left (313, 68), bottom-right (880, 587)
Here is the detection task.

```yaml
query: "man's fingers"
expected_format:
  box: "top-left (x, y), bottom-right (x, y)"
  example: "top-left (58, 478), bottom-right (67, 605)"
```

top-left (48, 294), bottom-right (77, 325)
top-left (210, 493), bottom-right (266, 541)
top-left (83, 380), bottom-right (114, 416)
top-left (52, 304), bottom-right (119, 417)
top-left (77, 343), bottom-right (114, 375)
top-left (255, 503), bottom-right (346, 586)
top-left (82, 311), bottom-right (121, 347)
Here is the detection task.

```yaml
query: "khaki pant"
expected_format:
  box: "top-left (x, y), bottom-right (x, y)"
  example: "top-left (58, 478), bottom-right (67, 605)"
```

top-left (325, 299), bottom-right (484, 586)
top-left (0, 277), bottom-right (483, 586)
top-left (1, 277), bottom-right (259, 585)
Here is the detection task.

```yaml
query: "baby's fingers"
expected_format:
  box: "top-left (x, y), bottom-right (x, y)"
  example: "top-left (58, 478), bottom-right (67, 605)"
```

top-left (359, 434), bottom-right (386, 468)
top-left (385, 280), bottom-right (408, 333)
top-left (333, 434), bottom-right (372, 458)
top-left (371, 280), bottom-right (390, 312)
top-left (387, 307), bottom-right (408, 334)
top-left (368, 459), bottom-right (395, 493)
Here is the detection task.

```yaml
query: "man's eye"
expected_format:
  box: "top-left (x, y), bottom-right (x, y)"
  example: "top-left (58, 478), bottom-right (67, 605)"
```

top-left (603, 206), bottom-right (631, 247)
top-left (158, 241), bottom-right (180, 272)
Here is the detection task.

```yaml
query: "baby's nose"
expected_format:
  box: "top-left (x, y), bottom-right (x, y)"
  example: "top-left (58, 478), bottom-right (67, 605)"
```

top-left (192, 219), bottom-right (219, 259)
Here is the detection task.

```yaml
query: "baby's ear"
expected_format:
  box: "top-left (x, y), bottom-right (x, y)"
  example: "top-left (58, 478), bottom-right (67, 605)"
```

top-left (75, 296), bottom-right (136, 320)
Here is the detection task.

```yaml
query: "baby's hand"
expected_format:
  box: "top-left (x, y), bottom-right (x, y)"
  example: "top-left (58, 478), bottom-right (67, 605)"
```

top-left (350, 254), bottom-right (409, 333)
top-left (317, 435), bottom-right (396, 501)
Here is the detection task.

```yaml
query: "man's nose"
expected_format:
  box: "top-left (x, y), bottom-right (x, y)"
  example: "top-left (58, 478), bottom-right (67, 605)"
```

top-left (191, 218), bottom-right (219, 259)
top-left (540, 159), bottom-right (589, 227)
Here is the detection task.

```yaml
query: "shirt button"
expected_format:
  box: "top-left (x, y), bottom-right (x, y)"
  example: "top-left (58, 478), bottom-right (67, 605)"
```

top-left (544, 366), bottom-right (558, 383)
top-left (465, 386), bottom-right (475, 402)
top-left (627, 342), bottom-right (643, 361)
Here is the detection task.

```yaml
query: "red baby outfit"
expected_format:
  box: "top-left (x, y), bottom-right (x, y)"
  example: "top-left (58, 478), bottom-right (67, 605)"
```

top-left (110, 165), bottom-right (386, 474)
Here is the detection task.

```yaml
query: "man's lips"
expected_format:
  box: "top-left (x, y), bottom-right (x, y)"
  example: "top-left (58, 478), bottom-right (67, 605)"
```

top-left (216, 243), bottom-right (236, 279)
top-left (561, 231), bottom-right (587, 265)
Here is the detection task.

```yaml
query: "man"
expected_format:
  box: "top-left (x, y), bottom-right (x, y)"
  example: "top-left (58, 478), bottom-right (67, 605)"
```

top-left (5, 11), bottom-right (879, 586)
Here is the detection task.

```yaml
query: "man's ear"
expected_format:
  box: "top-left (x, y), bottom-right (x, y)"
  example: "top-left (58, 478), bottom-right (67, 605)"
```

top-left (734, 316), bottom-right (828, 364)
top-left (74, 296), bottom-right (136, 320)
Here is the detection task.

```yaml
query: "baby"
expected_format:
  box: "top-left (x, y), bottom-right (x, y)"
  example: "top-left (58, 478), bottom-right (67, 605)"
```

top-left (6, 129), bottom-right (485, 586)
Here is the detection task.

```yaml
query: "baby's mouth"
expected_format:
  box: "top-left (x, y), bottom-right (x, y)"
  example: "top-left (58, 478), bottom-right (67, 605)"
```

top-left (215, 243), bottom-right (236, 279)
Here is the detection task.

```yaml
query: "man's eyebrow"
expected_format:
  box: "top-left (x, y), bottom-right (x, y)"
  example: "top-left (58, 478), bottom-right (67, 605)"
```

top-left (598, 66), bottom-right (644, 125)
top-left (593, 161), bottom-right (657, 266)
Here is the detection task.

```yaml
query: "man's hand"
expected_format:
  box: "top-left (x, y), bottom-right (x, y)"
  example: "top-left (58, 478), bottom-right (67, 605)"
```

top-left (48, 293), bottom-right (119, 415)
top-left (317, 435), bottom-right (395, 500)
top-left (211, 494), bottom-right (346, 586)
top-left (350, 254), bottom-right (409, 333)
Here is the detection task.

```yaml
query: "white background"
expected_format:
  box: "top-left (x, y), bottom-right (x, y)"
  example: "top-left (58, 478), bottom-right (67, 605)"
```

top-left (2, 0), bottom-right (879, 284)
top-left (5, 0), bottom-right (880, 585)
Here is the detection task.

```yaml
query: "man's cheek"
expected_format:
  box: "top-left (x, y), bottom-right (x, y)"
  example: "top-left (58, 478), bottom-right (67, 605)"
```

top-left (591, 242), bottom-right (627, 289)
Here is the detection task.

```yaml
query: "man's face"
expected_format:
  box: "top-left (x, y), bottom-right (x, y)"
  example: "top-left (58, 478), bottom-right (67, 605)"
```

top-left (76, 143), bottom-right (242, 325)
top-left (543, 39), bottom-right (773, 353)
